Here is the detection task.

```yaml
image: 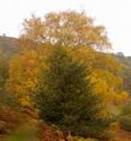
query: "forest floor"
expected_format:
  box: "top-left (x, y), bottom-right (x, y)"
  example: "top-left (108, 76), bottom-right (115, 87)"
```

top-left (0, 110), bottom-right (131, 141)
top-left (113, 129), bottom-right (131, 141)
top-left (6, 117), bottom-right (39, 141)
top-left (4, 124), bottom-right (131, 141)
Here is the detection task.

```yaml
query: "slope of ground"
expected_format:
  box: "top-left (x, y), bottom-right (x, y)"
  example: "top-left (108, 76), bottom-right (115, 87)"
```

top-left (113, 129), bottom-right (131, 141)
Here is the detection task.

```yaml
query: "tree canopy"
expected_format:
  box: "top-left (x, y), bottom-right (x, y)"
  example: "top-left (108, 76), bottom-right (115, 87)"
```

top-left (22, 11), bottom-right (110, 49)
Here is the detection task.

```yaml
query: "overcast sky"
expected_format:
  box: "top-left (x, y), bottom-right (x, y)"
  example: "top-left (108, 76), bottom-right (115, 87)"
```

top-left (0, 0), bottom-right (130, 55)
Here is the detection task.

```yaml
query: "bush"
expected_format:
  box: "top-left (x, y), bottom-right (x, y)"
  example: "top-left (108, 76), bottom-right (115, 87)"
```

top-left (120, 115), bottom-right (131, 131)
top-left (119, 101), bottom-right (131, 131)
top-left (0, 91), bottom-right (18, 109)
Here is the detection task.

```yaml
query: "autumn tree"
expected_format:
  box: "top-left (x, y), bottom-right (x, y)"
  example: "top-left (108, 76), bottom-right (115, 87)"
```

top-left (5, 48), bottom-right (41, 107)
top-left (22, 11), bottom-right (128, 105)
top-left (10, 11), bottom-right (127, 114)
top-left (20, 11), bottom-right (128, 138)
top-left (69, 48), bottom-right (128, 106)
top-left (22, 11), bottom-right (110, 49)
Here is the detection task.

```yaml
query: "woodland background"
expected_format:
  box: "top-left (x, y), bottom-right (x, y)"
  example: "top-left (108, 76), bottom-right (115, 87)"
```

top-left (0, 11), bottom-right (131, 141)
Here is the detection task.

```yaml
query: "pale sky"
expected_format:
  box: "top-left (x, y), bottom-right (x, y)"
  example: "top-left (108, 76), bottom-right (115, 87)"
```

top-left (0, 0), bottom-right (131, 55)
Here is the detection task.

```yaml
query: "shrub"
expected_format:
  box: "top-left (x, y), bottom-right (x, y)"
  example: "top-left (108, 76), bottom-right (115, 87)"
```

top-left (120, 115), bottom-right (131, 131)
top-left (119, 101), bottom-right (131, 131)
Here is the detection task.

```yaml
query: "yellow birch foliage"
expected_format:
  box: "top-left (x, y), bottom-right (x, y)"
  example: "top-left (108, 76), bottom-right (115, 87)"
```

top-left (67, 47), bottom-right (128, 117)
top-left (6, 49), bottom-right (41, 107)
top-left (22, 11), bottom-right (110, 49)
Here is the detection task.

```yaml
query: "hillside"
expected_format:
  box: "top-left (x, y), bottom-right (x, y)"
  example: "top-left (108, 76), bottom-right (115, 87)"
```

top-left (116, 53), bottom-right (131, 95)
top-left (0, 36), bottom-right (19, 56)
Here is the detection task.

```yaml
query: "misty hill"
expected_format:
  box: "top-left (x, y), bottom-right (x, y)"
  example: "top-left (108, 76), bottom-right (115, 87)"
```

top-left (116, 53), bottom-right (131, 95)
top-left (0, 35), bottom-right (19, 56)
